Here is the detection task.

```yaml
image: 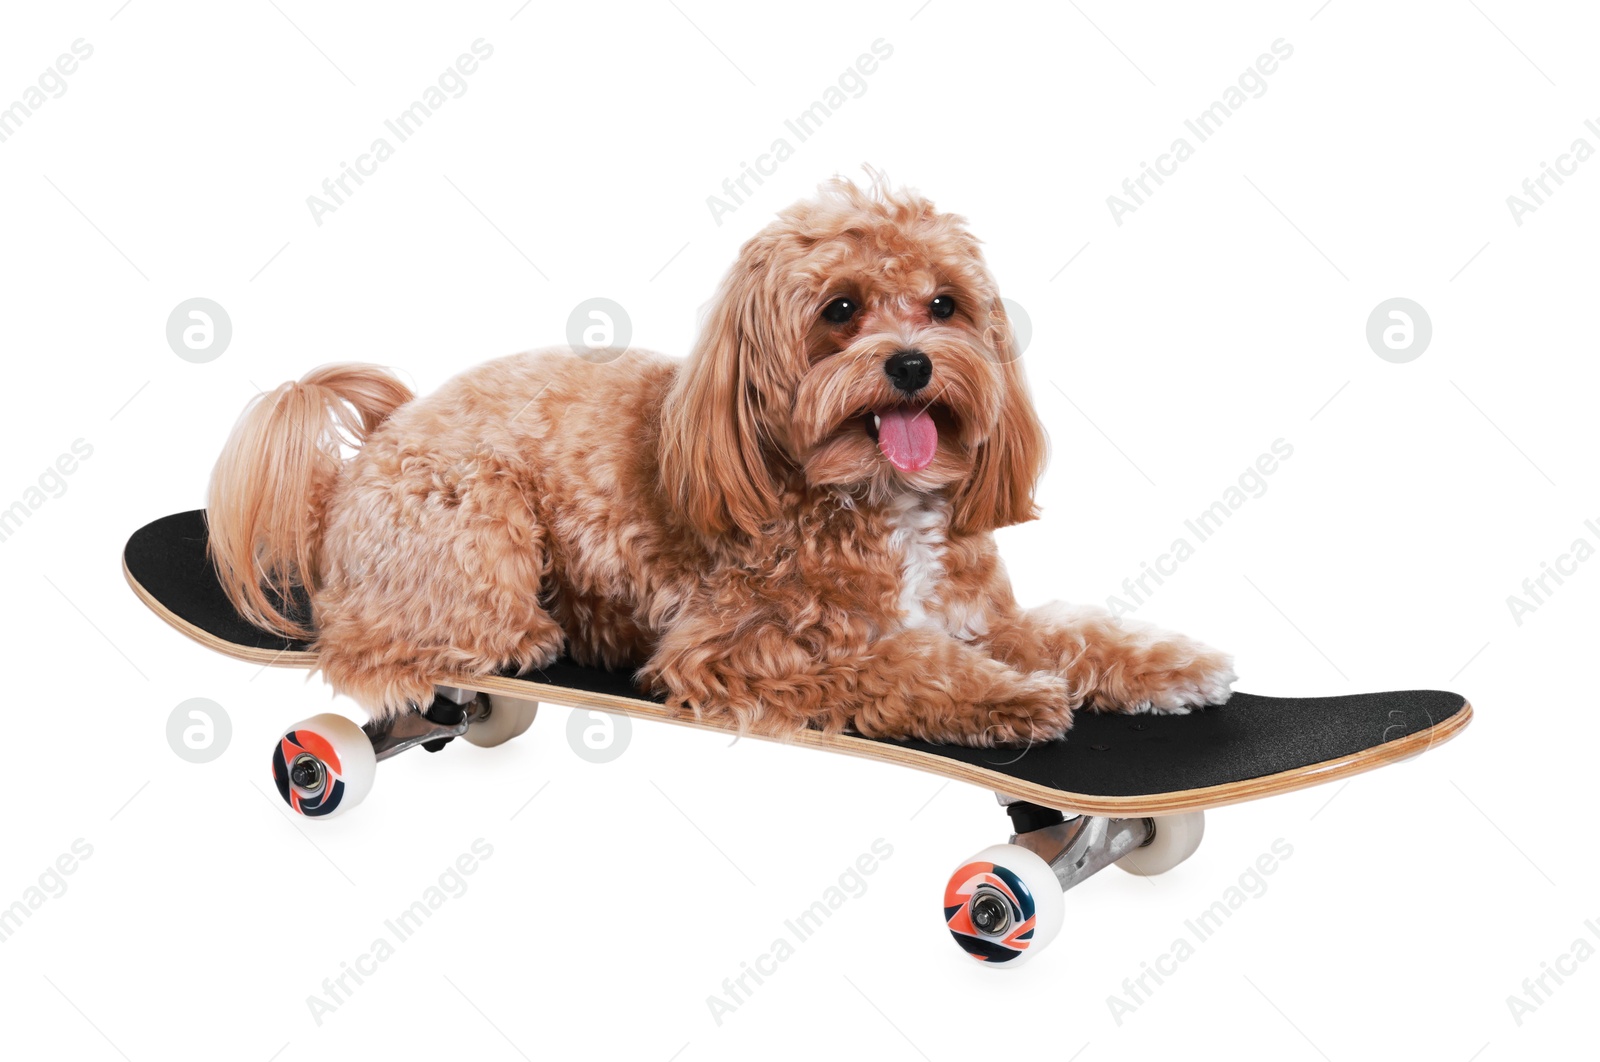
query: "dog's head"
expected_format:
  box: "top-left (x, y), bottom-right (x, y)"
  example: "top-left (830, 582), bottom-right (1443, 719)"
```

top-left (661, 176), bottom-right (1047, 538)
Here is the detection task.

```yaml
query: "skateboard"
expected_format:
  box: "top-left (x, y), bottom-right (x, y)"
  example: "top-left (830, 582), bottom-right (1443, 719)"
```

top-left (125, 509), bottom-right (1472, 965)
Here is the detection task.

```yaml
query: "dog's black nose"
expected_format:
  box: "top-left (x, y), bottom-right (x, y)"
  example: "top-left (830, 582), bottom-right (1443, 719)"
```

top-left (884, 350), bottom-right (932, 394)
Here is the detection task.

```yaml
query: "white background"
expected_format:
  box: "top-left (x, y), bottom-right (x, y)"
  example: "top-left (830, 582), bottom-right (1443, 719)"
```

top-left (1, 1), bottom-right (1594, 1058)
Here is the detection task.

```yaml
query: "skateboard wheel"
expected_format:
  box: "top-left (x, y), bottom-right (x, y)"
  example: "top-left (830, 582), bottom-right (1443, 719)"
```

top-left (1117, 811), bottom-right (1204, 876)
top-left (270, 713), bottom-right (376, 819)
top-left (463, 695), bottom-right (539, 748)
top-left (943, 843), bottom-right (1064, 966)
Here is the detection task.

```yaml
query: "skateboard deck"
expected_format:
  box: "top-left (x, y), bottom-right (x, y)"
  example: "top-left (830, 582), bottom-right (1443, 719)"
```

top-left (124, 510), bottom-right (1471, 816)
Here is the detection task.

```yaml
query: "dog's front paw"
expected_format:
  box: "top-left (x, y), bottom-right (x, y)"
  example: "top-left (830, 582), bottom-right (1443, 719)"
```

top-left (971, 672), bottom-right (1077, 747)
top-left (1097, 639), bottom-right (1236, 715)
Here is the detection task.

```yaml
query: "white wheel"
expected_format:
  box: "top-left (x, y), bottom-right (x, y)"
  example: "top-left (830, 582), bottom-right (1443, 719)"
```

top-left (270, 713), bottom-right (376, 819)
top-left (1117, 812), bottom-right (1205, 876)
top-left (943, 843), bottom-right (1064, 966)
top-left (464, 695), bottom-right (539, 748)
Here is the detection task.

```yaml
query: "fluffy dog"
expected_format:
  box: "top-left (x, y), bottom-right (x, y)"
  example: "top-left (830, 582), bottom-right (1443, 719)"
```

top-left (209, 178), bottom-right (1234, 747)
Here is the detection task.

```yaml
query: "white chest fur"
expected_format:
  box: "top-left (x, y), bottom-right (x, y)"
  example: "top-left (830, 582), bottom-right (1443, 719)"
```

top-left (885, 495), bottom-right (956, 635)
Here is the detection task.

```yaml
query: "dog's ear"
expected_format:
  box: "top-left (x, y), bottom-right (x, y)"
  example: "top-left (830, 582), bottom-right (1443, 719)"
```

top-left (659, 248), bottom-right (782, 538)
top-left (951, 300), bottom-right (1048, 533)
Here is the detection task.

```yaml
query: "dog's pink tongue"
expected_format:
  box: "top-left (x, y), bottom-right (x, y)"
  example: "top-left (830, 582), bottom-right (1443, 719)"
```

top-left (876, 407), bottom-right (937, 472)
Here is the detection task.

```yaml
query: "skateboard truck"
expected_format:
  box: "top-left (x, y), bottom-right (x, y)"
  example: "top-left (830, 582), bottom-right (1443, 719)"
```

top-left (943, 795), bottom-right (1202, 966)
top-left (365, 688), bottom-right (489, 760)
top-left (1006, 803), bottom-right (1155, 892)
top-left (999, 795), bottom-right (1156, 892)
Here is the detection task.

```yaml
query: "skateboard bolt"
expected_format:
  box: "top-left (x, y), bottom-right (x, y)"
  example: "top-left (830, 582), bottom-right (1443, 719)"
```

top-left (290, 755), bottom-right (326, 792)
top-left (969, 892), bottom-right (1011, 936)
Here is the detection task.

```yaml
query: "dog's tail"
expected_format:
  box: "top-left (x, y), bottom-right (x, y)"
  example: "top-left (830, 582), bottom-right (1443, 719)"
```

top-left (207, 364), bottom-right (413, 639)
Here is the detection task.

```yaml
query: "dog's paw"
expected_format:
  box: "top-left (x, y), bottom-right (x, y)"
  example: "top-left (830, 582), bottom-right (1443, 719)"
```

top-left (973, 672), bottom-right (1076, 747)
top-left (1127, 700), bottom-right (1192, 715)
top-left (1099, 641), bottom-right (1236, 715)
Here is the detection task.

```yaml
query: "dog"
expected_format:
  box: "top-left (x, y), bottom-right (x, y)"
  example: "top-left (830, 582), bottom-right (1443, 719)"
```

top-left (208, 177), bottom-right (1235, 747)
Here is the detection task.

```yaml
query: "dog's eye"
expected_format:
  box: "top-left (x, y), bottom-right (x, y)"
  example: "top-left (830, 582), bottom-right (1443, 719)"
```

top-left (821, 297), bottom-right (858, 324)
top-left (930, 295), bottom-right (956, 319)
